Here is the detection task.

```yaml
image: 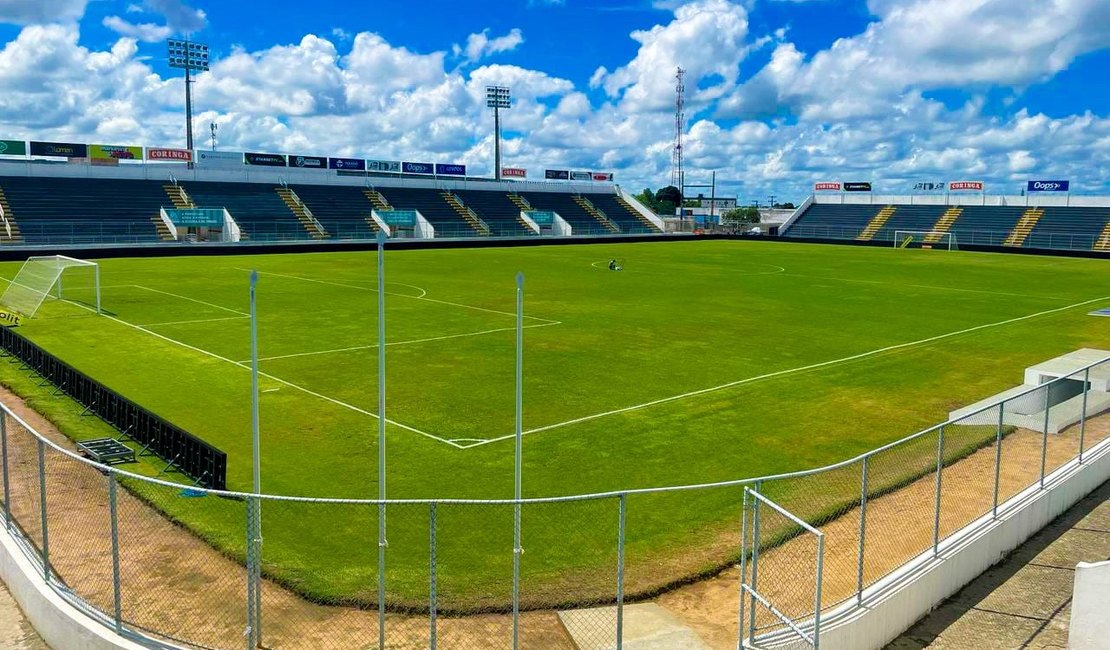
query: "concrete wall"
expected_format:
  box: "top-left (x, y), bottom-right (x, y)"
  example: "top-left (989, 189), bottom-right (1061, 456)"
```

top-left (816, 438), bottom-right (1110, 650)
top-left (1069, 560), bottom-right (1110, 650)
top-left (0, 531), bottom-right (155, 650)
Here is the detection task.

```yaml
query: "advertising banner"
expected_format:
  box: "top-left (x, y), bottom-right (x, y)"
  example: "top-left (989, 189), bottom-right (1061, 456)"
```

top-left (1027, 180), bottom-right (1070, 192)
top-left (287, 155), bottom-right (326, 169)
top-left (30, 141), bottom-right (87, 158)
top-left (502, 167), bottom-right (527, 178)
top-left (402, 161), bottom-right (434, 175)
top-left (592, 172), bottom-right (614, 182)
top-left (545, 169), bottom-right (570, 180)
top-left (90, 144), bottom-right (142, 161)
top-left (245, 152), bottom-right (287, 167)
top-left (435, 163), bottom-right (466, 176)
top-left (367, 160), bottom-right (401, 173)
top-left (328, 157), bottom-right (366, 171)
top-left (165, 208), bottom-right (225, 227)
top-left (912, 182), bottom-right (946, 192)
top-left (844, 182), bottom-right (872, 192)
top-left (949, 181), bottom-right (984, 191)
top-left (197, 150), bottom-right (244, 168)
top-left (814, 182), bottom-right (841, 191)
top-left (0, 140), bottom-right (27, 156)
top-left (570, 171), bottom-right (592, 181)
top-left (147, 147), bottom-right (192, 162)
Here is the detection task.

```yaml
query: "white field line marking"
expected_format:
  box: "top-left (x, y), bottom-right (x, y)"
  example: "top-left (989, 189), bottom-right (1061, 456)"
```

top-left (65, 301), bottom-right (463, 449)
top-left (779, 273), bottom-right (1071, 301)
top-left (243, 268), bottom-right (559, 325)
top-left (248, 321), bottom-right (561, 363)
top-left (131, 284), bottom-right (250, 316)
top-left (141, 315), bottom-right (250, 328)
top-left (465, 294), bottom-right (1110, 448)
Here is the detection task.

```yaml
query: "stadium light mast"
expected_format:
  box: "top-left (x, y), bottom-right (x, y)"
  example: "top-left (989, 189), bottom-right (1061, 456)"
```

top-left (167, 38), bottom-right (210, 168)
top-left (486, 86), bottom-right (511, 181)
top-left (671, 67), bottom-right (686, 190)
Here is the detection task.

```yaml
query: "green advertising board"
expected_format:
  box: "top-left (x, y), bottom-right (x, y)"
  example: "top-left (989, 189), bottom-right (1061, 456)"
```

top-left (165, 208), bottom-right (224, 227)
top-left (0, 140), bottom-right (27, 156)
top-left (90, 144), bottom-right (143, 161)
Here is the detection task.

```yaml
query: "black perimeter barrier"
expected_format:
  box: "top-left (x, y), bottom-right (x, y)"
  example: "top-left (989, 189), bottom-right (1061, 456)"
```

top-left (0, 326), bottom-right (227, 489)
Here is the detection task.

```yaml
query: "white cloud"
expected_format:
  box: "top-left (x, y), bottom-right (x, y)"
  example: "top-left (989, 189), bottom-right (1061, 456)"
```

top-left (102, 15), bottom-right (172, 42)
top-left (0, 0), bottom-right (87, 24)
top-left (453, 28), bottom-right (525, 65)
top-left (142, 0), bottom-right (206, 33)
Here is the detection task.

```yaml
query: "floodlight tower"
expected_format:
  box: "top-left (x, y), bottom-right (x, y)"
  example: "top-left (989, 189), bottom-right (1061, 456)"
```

top-left (671, 67), bottom-right (686, 189)
top-left (486, 85), bottom-right (511, 181)
top-left (167, 38), bottom-right (210, 167)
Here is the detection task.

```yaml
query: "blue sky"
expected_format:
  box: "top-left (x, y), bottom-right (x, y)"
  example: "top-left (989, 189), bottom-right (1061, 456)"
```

top-left (0, 0), bottom-right (1107, 202)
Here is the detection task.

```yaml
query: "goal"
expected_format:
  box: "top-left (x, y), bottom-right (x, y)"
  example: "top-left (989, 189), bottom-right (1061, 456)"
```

top-left (0, 255), bottom-right (101, 318)
top-left (894, 230), bottom-right (958, 251)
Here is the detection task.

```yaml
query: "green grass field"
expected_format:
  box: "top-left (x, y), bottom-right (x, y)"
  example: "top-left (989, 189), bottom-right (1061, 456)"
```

top-left (2, 239), bottom-right (1108, 609)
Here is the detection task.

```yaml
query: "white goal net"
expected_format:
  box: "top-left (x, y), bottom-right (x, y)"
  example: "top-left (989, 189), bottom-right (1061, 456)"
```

top-left (0, 255), bottom-right (101, 317)
top-left (894, 230), bottom-right (958, 251)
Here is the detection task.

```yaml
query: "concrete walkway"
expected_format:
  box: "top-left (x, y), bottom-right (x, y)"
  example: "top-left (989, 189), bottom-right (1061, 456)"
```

top-left (0, 580), bottom-right (48, 649)
top-left (888, 479), bottom-right (1110, 649)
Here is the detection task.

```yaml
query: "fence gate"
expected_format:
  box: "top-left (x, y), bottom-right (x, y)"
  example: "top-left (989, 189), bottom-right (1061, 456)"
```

top-left (740, 487), bottom-right (825, 649)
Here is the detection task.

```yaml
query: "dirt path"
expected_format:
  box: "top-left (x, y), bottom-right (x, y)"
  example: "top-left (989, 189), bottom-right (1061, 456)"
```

top-left (0, 381), bottom-right (1105, 649)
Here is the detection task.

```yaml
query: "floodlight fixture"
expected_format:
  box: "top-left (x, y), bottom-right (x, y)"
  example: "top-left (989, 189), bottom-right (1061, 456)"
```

top-left (168, 38), bottom-right (210, 166)
top-left (486, 85), bottom-right (512, 180)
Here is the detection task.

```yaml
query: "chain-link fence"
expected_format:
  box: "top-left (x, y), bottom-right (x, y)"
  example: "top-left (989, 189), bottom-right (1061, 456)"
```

top-left (0, 355), bottom-right (1108, 649)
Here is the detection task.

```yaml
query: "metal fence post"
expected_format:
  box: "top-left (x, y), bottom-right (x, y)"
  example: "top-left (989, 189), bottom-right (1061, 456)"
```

top-left (616, 494), bottom-right (626, 650)
top-left (813, 532), bottom-right (825, 650)
top-left (245, 496), bottom-right (258, 650)
top-left (992, 402), bottom-right (1004, 519)
top-left (738, 489), bottom-right (748, 650)
top-left (856, 456), bottom-right (869, 605)
top-left (108, 473), bottom-right (122, 634)
top-left (429, 503), bottom-right (437, 650)
top-left (1, 412), bottom-right (9, 531)
top-left (1079, 368), bottom-right (1090, 463)
top-left (512, 499), bottom-right (521, 650)
top-left (747, 482), bottom-right (762, 646)
top-left (1040, 385), bottom-right (1050, 488)
top-left (932, 427), bottom-right (944, 556)
top-left (37, 439), bottom-right (48, 582)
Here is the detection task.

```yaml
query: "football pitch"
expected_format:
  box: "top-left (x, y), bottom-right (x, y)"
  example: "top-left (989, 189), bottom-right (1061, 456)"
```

top-left (2, 239), bottom-right (1108, 607)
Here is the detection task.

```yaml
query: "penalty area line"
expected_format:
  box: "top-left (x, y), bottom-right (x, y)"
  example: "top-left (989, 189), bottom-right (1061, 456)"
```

top-left (74, 304), bottom-right (464, 449)
top-left (465, 293), bottom-right (1110, 449)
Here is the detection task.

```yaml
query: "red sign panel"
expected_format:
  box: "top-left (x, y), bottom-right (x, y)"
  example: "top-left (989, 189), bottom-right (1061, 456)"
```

top-left (814, 182), bottom-right (841, 191)
top-left (147, 148), bottom-right (193, 162)
top-left (948, 181), bottom-right (984, 191)
top-left (502, 167), bottom-right (527, 178)
top-left (592, 172), bottom-right (614, 182)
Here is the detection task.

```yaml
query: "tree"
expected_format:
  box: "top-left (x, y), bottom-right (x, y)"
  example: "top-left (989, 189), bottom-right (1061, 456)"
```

top-left (654, 185), bottom-right (682, 216)
top-left (722, 206), bottom-right (761, 228)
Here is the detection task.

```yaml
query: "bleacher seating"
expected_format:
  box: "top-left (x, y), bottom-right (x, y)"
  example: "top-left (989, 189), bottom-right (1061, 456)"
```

top-left (453, 190), bottom-right (532, 237)
top-left (784, 204), bottom-right (879, 239)
top-left (373, 187), bottom-right (479, 237)
top-left (518, 192), bottom-right (610, 235)
top-left (586, 193), bottom-right (660, 233)
top-left (867, 206), bottom-right (945, 242)
top-left (181, 181), bottom-right (307, 241)
top-left (1026, 207), bottom-right (1109, 250)
top-left (289, 185), bottom-right (377, 240)
top-left (0, 177), bottom-right (164, 245)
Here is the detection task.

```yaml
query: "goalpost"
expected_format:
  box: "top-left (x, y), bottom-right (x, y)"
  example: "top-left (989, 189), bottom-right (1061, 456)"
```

top-left (0, 255), bottom-right (101, 318)
top-left (894, 230), bottom-right (958, 251)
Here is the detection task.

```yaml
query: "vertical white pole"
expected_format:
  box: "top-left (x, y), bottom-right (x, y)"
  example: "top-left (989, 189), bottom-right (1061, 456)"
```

top-left (512, 271), bottom-right (523, 650)
top-left (249, 270), bottom-right (261, 647)
top-left (94, 263), bottom-right (101, 314)
top-left (376, 231), bottom-right (387, 648)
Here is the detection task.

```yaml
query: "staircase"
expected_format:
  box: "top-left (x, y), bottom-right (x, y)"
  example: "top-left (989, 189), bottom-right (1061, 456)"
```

top-left (506, 194), bottom-right (537, 233)
top-left (364, 189), bottom-right (393, 212)
top-left (925, 207), bottom-right (962, 243)
top-left (1094, 220), bottom-right (1110, 252)
top-left (572, 195), bottom-right (620, 233)
top-left (150, 216), bottom-right (175, 241)
top-left (1002, 207), bottom-right (1044, 247)
top-left (441, 192), bottom-right (490, 235)
top-left (163, 183), bottom-right (194, 209)
top-left (0, 187), bottom-right (23, 244)
top-left (615, 195), bottom-right (662, 232)
top-left (856, 206), bottom-right (896, 241)
top-left (276, 187), bottom-right (329, 239)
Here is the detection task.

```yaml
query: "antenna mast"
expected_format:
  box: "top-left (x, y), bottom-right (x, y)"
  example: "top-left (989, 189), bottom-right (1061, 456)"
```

top-left (671, 66), bottom-right (686, 189)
